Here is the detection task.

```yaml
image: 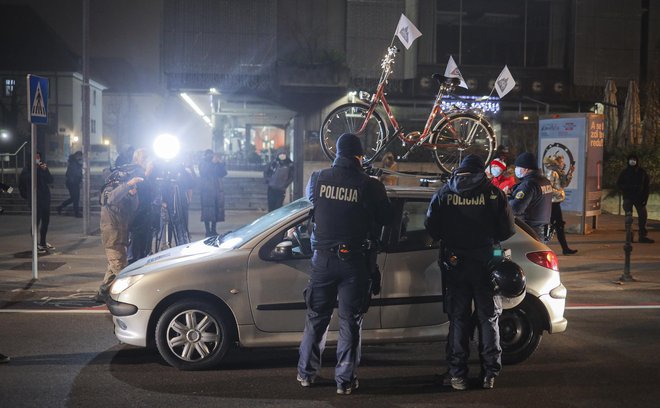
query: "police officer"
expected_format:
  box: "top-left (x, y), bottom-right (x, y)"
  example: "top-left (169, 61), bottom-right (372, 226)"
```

top-left (425, 154), bottom-right (515, 390)
top-left (509, 152), bottom-right (552, 240)
top-left (96, 169), bottom-right (143, 302)
top-left (297, 133), bottom-right (392, 395)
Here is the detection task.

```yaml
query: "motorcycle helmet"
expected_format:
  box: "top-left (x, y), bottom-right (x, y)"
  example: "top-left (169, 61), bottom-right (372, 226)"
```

top-left (489, 258), bottom-right (526, 298)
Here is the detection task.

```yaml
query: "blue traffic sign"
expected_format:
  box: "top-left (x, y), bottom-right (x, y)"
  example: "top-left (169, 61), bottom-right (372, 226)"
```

top-left (27, 75), bottom-right (49, 125)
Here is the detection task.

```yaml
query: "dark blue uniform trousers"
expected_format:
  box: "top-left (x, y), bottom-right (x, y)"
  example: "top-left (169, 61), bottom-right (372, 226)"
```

top-left (445, 257), bottom-right (503, 379)
top-left (297, 250), bottom-right (370, 386)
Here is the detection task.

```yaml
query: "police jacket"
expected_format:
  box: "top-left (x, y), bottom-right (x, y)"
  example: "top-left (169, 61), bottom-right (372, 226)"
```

top-left (617, 163), bottom-right (650, 204)
top-left (509, 170), bottom-right (552, 228)
top-left (307, 156), bottom-right (392, 250)
top-left (100, 183), bottom-right (139, 233)
top-left (425, 168), bottom-right (515, 256)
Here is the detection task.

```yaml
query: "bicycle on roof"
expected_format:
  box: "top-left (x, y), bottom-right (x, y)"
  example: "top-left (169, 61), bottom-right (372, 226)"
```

top-left (319, 46), bottom-right (496, 174)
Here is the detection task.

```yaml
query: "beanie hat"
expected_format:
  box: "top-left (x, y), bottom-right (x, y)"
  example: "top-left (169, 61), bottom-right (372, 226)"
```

top-left (458, 154), bottom-right (485, 172)
top-left (514, 152), bottom-right (538, 169)
top-left (336, 133), bottom-right (364, 157)
top-left (489, 158), bottom-right (507, 172)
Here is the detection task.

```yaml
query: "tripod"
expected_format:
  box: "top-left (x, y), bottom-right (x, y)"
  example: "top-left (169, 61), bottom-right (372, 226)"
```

top-left (154, 180), bottom-right (190, 252)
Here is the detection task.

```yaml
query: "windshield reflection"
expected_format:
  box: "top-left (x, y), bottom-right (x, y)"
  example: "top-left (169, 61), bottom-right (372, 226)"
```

top-left (205, 198), bottom-right (311, 249)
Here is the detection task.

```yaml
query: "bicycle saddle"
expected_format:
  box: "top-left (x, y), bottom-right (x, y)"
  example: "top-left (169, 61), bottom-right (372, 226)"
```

top-left (431, 73), bottom-right (461, 86)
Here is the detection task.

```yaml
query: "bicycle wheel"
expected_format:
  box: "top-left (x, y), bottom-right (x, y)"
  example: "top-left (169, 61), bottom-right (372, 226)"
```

top-left (320, 103), bottom-right (387, 162)
top-left (430, 112), bottom-right (496, 173)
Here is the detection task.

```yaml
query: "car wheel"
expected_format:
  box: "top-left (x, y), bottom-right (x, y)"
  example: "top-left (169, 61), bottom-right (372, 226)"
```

top-left (499, 298), bottom-right (542, 365)
top-left (155, 300), bottom-right (233, 370)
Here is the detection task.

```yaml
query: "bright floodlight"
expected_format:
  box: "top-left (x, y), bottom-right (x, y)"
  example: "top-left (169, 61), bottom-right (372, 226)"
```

top-left (1, 131), bottom-right (8, 139)
top-left (153, 133), bottom-right (180, 160)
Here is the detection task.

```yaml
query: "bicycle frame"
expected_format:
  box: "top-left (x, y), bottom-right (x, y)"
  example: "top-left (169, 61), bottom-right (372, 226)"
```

top-left (355, 48), bottom-right (465, 164)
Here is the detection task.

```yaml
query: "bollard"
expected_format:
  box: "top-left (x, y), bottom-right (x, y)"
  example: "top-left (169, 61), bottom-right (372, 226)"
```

top-left (619, 211), bottom-right (635, 282)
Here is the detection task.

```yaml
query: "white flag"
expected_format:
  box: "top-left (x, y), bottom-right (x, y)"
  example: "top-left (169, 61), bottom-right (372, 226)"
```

top-left (494, 65), bottom-right (516, 98)
top-left (395, 14), bottom-right (422, 50)
top-left (443, 56), bottom-right (468, 89)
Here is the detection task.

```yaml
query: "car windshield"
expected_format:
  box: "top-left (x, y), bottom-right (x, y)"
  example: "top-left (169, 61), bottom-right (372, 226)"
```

top-left (205, 198), bottom-right (312, 249)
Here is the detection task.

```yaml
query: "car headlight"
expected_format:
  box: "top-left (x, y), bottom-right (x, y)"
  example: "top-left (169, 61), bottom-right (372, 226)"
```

top-left (110, 274), bottom-right (145, 295)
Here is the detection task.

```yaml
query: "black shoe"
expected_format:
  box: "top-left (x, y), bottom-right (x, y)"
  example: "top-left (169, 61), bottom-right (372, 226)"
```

top-left (0, 353), bottom-right (9, 363)
top-left (562, 248), bottom-right (578, 255)
top-left (336, 378), bottom-right (359, 395)
top-left (482, 375), bottom-right (495, 389)
top-left (639, 237), bottom-right (655, 243)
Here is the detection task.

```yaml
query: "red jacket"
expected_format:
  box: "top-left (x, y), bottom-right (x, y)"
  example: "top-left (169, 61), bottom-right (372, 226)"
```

top-left (491, 174), bottom-right (516, 193)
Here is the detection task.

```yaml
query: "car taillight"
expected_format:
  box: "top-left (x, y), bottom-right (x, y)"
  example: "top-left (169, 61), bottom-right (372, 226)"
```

top-left (526, 251), bottom-right (559, 271)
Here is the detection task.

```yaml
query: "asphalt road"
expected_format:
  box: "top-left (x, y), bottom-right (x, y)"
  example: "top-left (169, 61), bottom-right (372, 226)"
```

top-left (1, 305), bottom-right (659, 408)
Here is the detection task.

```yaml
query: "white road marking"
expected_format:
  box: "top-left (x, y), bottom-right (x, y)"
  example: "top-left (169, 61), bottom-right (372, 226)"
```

top-left (0, 309), bottom-right (109, 314)
top-left (566, 305), bottom-right (660, 310)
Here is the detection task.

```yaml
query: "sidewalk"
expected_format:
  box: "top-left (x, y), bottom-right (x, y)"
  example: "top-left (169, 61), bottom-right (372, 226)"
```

top-left (0, 211), bottom-right (658, 304)
top-left (0, 209), bottom-right (265, 298)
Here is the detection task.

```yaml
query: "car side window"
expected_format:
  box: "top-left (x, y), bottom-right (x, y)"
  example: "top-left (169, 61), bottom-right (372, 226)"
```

top-left (388, 199), bottom-right (438, 252)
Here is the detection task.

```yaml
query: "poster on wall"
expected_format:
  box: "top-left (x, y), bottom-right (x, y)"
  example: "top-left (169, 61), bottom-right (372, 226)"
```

top-left (585, 115), bottom-right (604, 216)
top-left (538, 116), bottom-right (586, 213)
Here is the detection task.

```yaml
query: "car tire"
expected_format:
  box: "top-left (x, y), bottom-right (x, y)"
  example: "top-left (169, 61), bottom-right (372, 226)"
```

top-left (499, 297), bottom-right (543, 365)
top-left (155, 300), bottom-right (233, 370)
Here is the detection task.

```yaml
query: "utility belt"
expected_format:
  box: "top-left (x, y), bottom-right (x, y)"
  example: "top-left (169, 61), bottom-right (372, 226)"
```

top-left (322, 239), bottom-right (376, 261)
top-left (441, 245), bottom-right (495, 268)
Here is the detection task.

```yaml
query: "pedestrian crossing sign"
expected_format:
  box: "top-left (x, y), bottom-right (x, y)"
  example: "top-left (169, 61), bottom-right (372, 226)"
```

top-left (27, 74), bottom-right (49, 125)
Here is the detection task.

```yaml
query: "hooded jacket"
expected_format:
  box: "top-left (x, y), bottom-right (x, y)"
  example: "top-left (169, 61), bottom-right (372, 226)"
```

top-left (617, 154), bottom-right (650, 204)
top-left (425, 167), bottom-right (515, 255)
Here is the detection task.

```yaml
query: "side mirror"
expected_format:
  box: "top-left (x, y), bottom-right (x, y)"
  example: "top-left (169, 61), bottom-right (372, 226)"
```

top-left (271, 241), bottom-right (293, 260)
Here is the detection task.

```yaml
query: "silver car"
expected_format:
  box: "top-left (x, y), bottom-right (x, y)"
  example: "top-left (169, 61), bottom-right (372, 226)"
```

top-left (108, 186), bottom-right (567, 370)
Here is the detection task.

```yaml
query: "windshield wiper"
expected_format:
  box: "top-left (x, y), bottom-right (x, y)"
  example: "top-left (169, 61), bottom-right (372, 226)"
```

top-left (213, 230), bottom-right (233, 247)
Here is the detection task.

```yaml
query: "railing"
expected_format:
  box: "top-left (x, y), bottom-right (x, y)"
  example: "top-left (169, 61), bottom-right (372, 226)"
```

top-left (0, 142), bottom-right (28, 186)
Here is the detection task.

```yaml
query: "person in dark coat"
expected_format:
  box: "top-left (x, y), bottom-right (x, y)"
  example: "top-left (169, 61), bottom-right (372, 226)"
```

top-left (19, 152), bottom-right (54, 253)
top-left (617, 153), bottom-right (654, 243)
top-left (57, 151), bottom-right (83, 217)
top-left (263, 148), bottom-right (294, 211)
top-left (199, 149), bottom-right (227, 237)
top-left (509, 152), bottom-right (553, 240)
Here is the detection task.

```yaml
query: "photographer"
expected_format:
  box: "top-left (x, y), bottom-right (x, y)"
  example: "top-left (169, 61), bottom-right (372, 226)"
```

top-left (97, 167), bottom-right (143, 302)
top-left (199, 150), bottom-right (227, 237)
top-left (127, 149), bottom-right (154, 264)
top-left (19, 152), bottom-right (54, 253)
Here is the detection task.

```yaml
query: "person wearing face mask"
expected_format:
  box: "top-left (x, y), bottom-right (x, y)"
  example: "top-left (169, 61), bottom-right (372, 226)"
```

top-left (617, 153), bottom-right (654, 243)
top-left (509, 152), bottom-right (553, 240)
top-left (264, 148), bottom-right (294, 211)
top-left (488, 158), bottom-right (515, 195)
top-left (543, 155), bottom-right (577, 254)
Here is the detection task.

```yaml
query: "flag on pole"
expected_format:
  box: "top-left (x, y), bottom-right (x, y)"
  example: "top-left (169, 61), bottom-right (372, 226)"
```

top-left (395, 14), bottom-right (422, 49)
top-left (494, 65), bottom-right (516, 98)
top-left (444, 56), bottom-right (468, 89)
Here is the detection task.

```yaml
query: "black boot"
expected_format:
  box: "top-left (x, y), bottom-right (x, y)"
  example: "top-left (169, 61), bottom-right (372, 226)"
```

top-left (556, 221), bottom-right (577, 255)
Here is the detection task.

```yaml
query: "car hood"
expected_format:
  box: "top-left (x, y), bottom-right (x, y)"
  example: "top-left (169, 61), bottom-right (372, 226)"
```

top-left (118, 239), bottom-right (229, 277)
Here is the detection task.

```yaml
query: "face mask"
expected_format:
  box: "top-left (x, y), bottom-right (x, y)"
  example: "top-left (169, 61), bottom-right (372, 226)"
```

top-left (278, 154), bottom-right (287, 161)
top-left (514, 167), bottom-right (525, 178)
top-left (629, 159), bottom-right (637, 166)
top-left (490, 167), bottom-right (502, 177)
top-left (35, 159), bottom-right (41, 165)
